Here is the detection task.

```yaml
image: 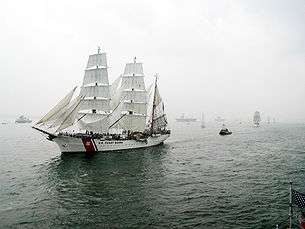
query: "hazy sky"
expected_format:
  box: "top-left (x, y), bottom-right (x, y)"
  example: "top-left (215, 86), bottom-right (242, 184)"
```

top-left (0, 0), bottom-right (304, 122)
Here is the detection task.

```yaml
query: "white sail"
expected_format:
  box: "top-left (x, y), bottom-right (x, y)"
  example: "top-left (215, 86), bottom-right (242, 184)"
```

top-left (36, 87), bottom-right (77, 125)
top-left (78, 114), bottom-right (110, 133)
top-left (115, 113), bottom-right (146, 132)
top-left (56, 95), bottom-right (84, 132)
top-left (109, 75), bottom-right (122, 110)
top-left (121, 89), bottom-right (147, 103)
top-left (121, 75), bottom-right (146, 90)
top-left (80, 85), bottom-right (110, 99)
top-left (79, 98), bottom-right (110, 111)
top-left (86, 53), bottom-right (107, 69)
top-left (122, 102), bottom-right (147, 115)
top-left (110, 75), bottom-right (121, 99)
top-left (123, 62), bottom-right (144, 76)
top-left (83, 68), bottom-right (109, 86)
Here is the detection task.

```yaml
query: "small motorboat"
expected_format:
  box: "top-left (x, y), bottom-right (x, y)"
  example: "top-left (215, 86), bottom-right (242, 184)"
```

top-left (219, 124), bottom-right (232, 136)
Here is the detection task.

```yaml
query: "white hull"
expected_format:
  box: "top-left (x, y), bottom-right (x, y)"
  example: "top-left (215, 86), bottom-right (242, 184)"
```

top-left (53, 134), bottom-right (170, 153)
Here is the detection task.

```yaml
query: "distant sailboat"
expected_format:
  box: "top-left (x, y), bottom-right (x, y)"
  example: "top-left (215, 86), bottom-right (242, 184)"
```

top-left (253, 111), bottom-right (261, 127)
top-left (200, 113), bottom-right (205, 128)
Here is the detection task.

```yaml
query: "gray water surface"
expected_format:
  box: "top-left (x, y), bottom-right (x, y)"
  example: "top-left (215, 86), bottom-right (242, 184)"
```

top-left (1, 123), bottom-right (305, 228)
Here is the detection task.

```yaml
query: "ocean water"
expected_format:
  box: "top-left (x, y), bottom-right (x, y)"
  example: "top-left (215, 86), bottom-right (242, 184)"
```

top-left (1, 122), bottom-right (305, 228)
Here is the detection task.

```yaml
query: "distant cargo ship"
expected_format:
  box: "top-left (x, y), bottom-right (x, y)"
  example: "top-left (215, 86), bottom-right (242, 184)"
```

top-left (15, 115), bottom-right (32, 123)
top-left (176, 114), bottom-right (197, 123)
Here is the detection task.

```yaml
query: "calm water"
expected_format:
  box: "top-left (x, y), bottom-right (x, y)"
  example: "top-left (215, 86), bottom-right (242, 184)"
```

top-left (1, 122), bottom-right (305, 228)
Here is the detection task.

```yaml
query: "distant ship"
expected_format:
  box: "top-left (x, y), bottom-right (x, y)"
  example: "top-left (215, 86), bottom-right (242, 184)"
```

top-left (215, 116), bottom-right (225, 122)
top-left (219, 124), bottom-right (232, 136)
top-left (253, 111), bottom-right (261, 127)
top-left (267, 116), bottom-right (271, 124)
top-left (15, 115), bottom-right (32, 123)
top-left (200, 113), bottom-right (205, 128)
top-left (33, 48), bottom-right (170, 153)
top-left (176, 114), bottom-right (197, 123)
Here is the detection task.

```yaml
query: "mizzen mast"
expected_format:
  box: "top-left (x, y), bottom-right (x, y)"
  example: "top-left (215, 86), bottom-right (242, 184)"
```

top-left (150, 74), bottom-right (158, 134)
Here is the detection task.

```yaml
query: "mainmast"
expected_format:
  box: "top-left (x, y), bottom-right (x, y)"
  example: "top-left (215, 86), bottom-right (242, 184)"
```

top-left (110, 57), bottom-right (147, 132)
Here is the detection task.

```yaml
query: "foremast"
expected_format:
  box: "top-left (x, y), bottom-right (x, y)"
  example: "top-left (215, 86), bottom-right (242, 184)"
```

top-left (78, 47), bottom-right (112, 133)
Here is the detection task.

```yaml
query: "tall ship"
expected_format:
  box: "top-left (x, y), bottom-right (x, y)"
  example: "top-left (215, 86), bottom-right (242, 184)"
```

top-left (253, 111), bottom-right (261, 127)
top-left (176, 114), bottom-right (197, 123)
top-left (33, 48), bottom-right (170, 153)
top-left (15, 115), bottom-right (32, 123)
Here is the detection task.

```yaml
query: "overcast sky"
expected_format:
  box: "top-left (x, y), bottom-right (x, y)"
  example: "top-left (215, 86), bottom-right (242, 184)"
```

top-left (0, 0), bottom-right (304, 122)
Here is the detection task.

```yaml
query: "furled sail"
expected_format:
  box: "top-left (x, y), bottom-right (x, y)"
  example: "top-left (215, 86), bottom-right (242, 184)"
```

top-left (36, 87), bottom-right (77, 125)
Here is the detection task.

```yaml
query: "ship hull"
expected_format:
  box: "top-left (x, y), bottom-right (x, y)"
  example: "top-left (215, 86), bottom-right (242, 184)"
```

top-left (53, 134), bottom-right (170, 153)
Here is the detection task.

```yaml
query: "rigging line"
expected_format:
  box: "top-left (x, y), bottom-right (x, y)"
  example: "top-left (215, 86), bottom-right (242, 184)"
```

top-left (32, 126), bottom-right (56, 137)
top-left (75, 113), bottom-right (87, 123)
top-left (108, 113), bottom-right (127, 129)
top-left (105, 95), bottom-right (128, 129)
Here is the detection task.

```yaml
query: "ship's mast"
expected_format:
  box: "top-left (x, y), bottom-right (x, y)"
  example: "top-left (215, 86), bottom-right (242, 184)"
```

top-left (150, 74), bottom-right (158, 134)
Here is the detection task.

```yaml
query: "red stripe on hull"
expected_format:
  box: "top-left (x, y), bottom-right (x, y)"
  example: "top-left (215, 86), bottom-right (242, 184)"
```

top-left (81, 137), bottom-right (96, 153)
